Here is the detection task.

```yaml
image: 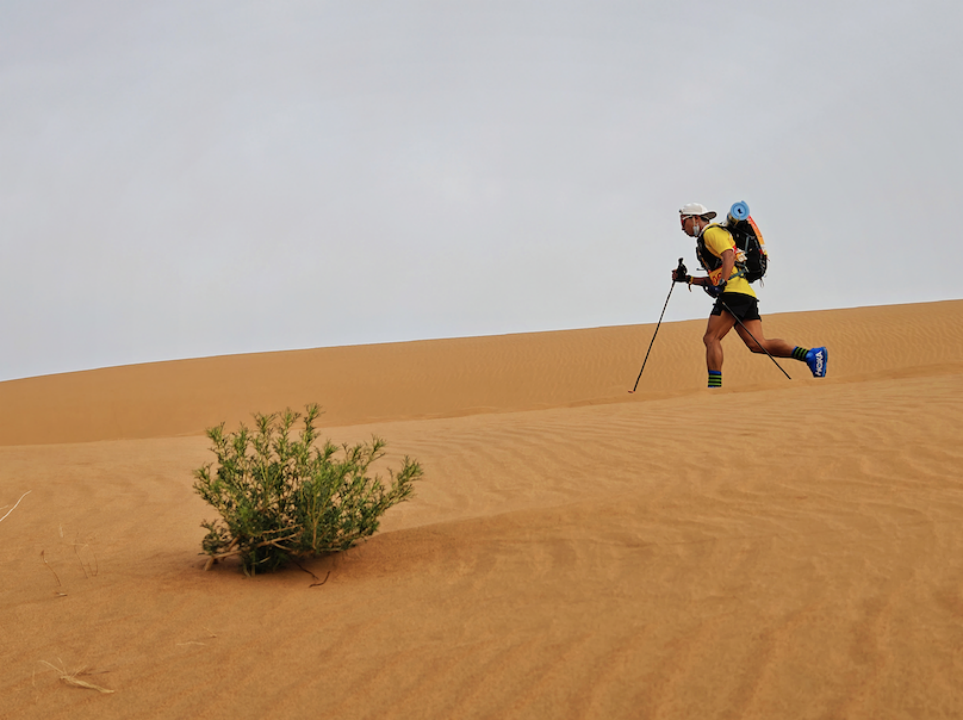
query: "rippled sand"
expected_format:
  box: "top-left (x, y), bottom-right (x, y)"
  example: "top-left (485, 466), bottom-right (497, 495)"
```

top-left (2, 300), bottom-right (962, 719)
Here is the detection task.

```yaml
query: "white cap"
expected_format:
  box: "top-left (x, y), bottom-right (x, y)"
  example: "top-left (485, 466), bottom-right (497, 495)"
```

top-left (679, 202), bottom-right (717, 219)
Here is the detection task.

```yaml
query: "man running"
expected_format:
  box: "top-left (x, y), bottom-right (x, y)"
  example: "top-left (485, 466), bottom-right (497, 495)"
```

top-left (672, 202), bottom-right (827, 388)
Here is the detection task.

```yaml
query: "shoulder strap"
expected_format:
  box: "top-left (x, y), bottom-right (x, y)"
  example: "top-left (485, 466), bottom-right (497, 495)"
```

top-left (695, 235), bottom-right (718, 272)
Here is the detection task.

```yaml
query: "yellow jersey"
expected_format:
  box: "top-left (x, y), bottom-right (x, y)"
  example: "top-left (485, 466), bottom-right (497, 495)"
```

top-left (697, 225), bottom-right (756, 299)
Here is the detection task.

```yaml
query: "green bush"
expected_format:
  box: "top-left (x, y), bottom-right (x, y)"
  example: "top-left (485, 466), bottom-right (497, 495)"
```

top-left (193, 404), bottom-right (422, 575)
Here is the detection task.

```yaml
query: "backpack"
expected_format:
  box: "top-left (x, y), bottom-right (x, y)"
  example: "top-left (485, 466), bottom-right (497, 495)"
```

top-left (724, 201), bottom-right (768, 283)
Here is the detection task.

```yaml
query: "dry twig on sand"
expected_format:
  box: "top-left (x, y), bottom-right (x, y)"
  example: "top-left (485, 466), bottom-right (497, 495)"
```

top-left (0, 490), bottom-right (31, 524)
top-left (176, 627), bottom-right (218, 648)
top-left (40, 550), bottom-right (67, 597)
top-left (72, 536), bottom-right (100, 578)
top-left (295, 561), bottom-right (331, 588)
top-left (40, 660), bottom-right (115, 694)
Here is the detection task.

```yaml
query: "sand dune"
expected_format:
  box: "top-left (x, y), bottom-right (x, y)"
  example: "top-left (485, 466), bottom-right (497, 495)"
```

top-left (1, 300), bottom-right (961, 446)
top-left (1, 299), bottom-right (962, 719)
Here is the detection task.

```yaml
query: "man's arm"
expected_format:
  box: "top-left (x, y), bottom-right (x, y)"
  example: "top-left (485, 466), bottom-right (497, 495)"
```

top-left (675, 249), bottom-right (735, 287)
top-left (717, 248), bottom-right (735, 286)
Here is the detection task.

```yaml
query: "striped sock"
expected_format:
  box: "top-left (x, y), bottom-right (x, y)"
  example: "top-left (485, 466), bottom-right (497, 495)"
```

top-left (708, 370), bottom-right (722, 388)
top-left (791, 346), bottom-right (809, 361)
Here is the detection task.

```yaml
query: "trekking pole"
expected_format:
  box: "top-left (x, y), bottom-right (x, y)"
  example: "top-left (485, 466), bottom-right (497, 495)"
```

top-left (629, 258), bottom-right (686, 393)
top-left (719, 300), bottom-right (792, 380)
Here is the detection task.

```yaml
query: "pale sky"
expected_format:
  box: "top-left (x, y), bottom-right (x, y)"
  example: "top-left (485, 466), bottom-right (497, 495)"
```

top-left (2, 0), bottom-right (960, 381)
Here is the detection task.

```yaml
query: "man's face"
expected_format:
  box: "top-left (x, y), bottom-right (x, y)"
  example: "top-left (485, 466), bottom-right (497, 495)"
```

top-left (680, 215), bottom-right (698, 237)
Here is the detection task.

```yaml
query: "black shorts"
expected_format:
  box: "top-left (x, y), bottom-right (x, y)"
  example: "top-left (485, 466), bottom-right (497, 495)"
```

top-left (710, 292), bottom-right (761, 322)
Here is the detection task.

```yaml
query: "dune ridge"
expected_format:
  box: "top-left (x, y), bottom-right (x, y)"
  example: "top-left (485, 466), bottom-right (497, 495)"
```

top-left (1, 300), bottom-right (960, 446)
top-left (1, 299), bottom-right (962, 719)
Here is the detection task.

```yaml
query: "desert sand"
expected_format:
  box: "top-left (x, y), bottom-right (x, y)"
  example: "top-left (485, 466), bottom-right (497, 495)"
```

top-left (2, 299), bottom-right (962, 719)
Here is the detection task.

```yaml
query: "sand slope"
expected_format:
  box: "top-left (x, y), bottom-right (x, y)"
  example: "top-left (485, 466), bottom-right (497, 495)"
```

top-left (2, 301), bottom-right (961, 446)
top-left (1, 299), bottom-right (962, 719)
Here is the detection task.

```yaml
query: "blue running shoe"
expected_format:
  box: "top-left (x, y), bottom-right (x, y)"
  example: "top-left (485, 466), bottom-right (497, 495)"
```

top-left (805, 347), bottom-right (828, 378)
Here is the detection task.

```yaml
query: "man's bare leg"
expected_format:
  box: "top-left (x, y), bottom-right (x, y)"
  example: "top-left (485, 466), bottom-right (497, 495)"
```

top-left (734, 319), bottom-right (796, 357)
top-left (703, 312), bottom-right (737, 373)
